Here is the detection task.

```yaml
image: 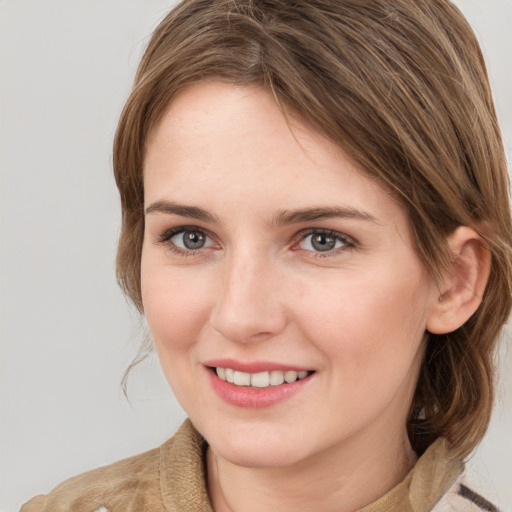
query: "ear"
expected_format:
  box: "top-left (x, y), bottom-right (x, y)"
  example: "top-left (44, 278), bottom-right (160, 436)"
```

top-left (426, 226), bottom-right (491, 335)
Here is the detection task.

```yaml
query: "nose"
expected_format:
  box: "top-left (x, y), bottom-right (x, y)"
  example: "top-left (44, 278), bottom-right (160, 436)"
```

top-left (210, 252), bottom-right (288, 343)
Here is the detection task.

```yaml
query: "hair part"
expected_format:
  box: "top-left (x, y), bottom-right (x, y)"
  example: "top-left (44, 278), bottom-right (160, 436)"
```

top-left (114, 0), bottom-right (512, 459)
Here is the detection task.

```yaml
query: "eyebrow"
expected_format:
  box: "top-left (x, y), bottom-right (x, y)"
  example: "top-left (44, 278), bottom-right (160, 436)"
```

top-left (272, 207), bottom-right (379, 226)
top-left (145, 200), bottom-right (220, 223)
top-left (145, 201), bottom-right (379, 226)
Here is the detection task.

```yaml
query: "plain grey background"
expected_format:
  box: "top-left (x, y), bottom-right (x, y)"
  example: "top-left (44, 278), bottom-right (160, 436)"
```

top-left (1, 1), bottom-right (511, 511)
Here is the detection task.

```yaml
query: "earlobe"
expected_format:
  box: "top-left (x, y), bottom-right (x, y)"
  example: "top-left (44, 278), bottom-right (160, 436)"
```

top-left (426, 226), bottom-right (491, 335)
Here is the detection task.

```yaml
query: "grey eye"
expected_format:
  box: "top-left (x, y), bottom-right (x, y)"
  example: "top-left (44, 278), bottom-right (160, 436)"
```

top-left (299, 233), bottom-right (346, 252)
top-left (171, 230), bottom-right (210, 250)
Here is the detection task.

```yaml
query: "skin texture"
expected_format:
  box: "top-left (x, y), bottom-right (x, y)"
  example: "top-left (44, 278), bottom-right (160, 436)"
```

top-left (140, 82), bottom-right (484, 512)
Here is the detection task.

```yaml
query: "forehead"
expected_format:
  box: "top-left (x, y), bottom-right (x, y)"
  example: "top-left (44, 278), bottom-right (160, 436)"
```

top-left (143, 81), bottom-right (407, 232)
top-left (146, 82), bottom-right (321, 167)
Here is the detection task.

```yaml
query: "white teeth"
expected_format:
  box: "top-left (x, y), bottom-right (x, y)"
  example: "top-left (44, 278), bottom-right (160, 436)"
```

top-left (233, 371), bottom-right (251, 386)
top-left (269, 370), bottom-right (285, 386)
top-left (251, 371), bottom-right (270, 388)
top-left (284, 370), bottom-right (298, 383)
top-left (215, 368), bottom-right (311, 388)
top-left (225, 368), bottom-right (235, 383)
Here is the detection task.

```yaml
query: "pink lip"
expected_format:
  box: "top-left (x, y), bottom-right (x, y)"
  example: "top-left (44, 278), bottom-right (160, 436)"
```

top-left (204, 363), bottom-right (314, 409)
top-left (204, 358), bottom-right (311, 373)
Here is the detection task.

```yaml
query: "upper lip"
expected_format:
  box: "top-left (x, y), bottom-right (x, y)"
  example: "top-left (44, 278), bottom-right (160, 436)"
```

top-left (204, 358), bottom-right (312, 373)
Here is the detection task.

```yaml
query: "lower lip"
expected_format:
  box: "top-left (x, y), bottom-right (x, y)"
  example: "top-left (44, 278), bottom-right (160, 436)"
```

top-left (207, 369), bottom-right (313, 409)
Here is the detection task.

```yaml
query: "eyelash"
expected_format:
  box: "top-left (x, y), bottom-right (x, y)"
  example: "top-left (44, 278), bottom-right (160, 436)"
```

top-left (157, 225), bottom-right (215, 257)
top-left (293, 228), bottom-right (356, 258)
top-left (156, 226), bottom-right (356, 258)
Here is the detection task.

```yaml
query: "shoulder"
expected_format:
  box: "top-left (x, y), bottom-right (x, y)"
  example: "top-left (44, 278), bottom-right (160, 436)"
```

top-left (20, 445), bottom-right (163, 512)
top-left (20, 422), bottom-right (197, 512)
top-left (432, 475), bottom-right (501, 512)
top-left (408, 438), bottom-right (501, 512)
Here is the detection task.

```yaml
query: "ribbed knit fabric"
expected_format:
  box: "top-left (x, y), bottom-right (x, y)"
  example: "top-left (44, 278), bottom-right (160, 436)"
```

top-left (20, 419), bottom-right (498, 512)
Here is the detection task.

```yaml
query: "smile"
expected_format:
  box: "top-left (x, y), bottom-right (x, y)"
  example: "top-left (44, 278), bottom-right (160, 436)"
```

top-left (207, 363), bottom-right (315, 408)
top-left (215, 367), bottom-right (311, 388)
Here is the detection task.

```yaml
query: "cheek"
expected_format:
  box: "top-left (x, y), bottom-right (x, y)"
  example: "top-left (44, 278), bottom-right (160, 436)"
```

top-left (141, 259), bottom-right (213, 353)
top-left (293, 263), bottom-right (431, 375)
top-left (291, 267), bottom-right (430, 429)
top-left (140, 259), bottom-right (218, 407)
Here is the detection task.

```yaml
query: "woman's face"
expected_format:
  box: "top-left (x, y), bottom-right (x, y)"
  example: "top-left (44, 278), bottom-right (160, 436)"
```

top-left (141, 82), bottom-right (438, 468)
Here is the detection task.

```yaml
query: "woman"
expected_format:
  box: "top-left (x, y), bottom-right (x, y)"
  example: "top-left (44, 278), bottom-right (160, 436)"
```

top-left (22, 0), bottom-right (512, 511)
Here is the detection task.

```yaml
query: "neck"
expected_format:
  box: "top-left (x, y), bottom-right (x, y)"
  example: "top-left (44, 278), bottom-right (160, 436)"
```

top-left (207, 427), bottom-right (417, 512)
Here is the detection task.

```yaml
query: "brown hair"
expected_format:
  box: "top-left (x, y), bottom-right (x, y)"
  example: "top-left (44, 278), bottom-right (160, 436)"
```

top-left (113, 0), bottom-right (512, 459)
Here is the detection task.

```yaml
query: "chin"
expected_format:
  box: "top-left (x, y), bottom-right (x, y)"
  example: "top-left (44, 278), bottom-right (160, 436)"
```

top-left (199, 421), bottom-right (306, 468)
top-left (218, 442), bottom-right (299, 469)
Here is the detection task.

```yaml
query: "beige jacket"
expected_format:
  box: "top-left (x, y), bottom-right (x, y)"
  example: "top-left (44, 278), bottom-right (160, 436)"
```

top-left (21, 420), bottom-right (499, 512)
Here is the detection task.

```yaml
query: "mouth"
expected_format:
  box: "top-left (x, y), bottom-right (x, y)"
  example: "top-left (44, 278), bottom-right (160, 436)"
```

top-left (206, 362), bottom-right (315, 408)
top-left (212, 367), bottom-right (314, 388)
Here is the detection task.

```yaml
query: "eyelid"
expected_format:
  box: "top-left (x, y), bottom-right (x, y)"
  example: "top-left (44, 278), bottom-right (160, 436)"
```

top-left (156, 225), bottom-right (210, 243)
top-left (292, 228), bottom-right (357, 255)
top-left (155, 224), bottom-right (219, 257)
top-left (153, 225), bottom-right (356, 258)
